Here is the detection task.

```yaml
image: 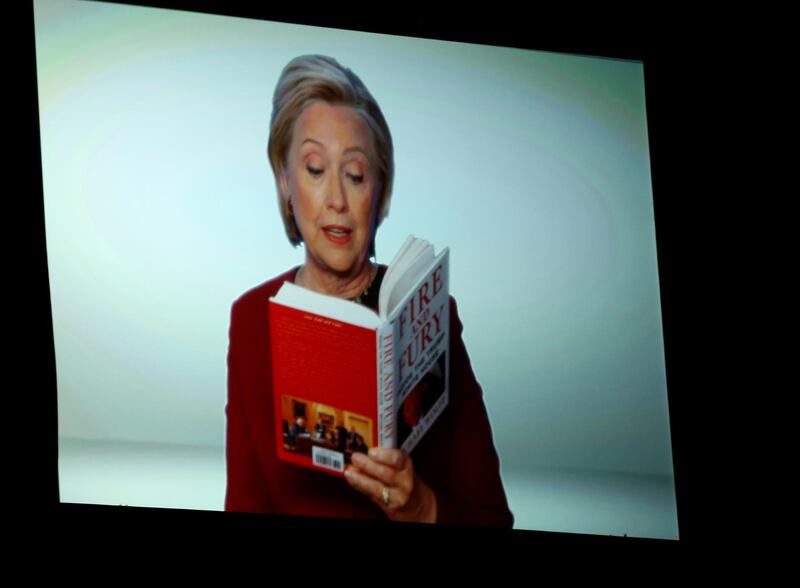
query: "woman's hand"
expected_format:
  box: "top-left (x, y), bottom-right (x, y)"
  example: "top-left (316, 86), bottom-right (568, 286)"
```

top-left (345, 448), bottom-right (438, 524)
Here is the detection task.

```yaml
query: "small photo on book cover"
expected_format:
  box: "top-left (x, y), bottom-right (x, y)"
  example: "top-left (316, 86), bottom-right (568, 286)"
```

top-left (397, 351), bottom-right (447, 449)
top-left (281, 394), bottom-right (374, 468)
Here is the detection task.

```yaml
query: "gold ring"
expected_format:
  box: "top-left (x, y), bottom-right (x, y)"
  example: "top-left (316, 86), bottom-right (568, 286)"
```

top-left (382, 486), bottom-right (390, 506)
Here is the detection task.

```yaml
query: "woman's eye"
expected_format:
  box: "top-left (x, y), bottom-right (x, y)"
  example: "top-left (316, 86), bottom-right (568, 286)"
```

top-left (347, 173), bottom-right (364, 185)
top-left (307, 166), bottom-right (323, 177)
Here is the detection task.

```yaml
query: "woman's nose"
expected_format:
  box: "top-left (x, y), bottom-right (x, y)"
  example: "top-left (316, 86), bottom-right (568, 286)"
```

top-left (326, 174), bottom-right (348, 212)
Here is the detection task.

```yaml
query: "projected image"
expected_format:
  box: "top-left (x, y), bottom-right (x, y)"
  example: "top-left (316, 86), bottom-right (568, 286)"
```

top-left (36, 0), bottom-right (678, 538)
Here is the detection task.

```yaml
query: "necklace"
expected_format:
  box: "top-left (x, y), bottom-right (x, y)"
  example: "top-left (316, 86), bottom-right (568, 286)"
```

top-left (351, 264), bottom-right (378, 305)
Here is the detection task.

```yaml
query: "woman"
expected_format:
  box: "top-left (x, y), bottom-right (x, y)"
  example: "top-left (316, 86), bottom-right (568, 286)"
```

top-left (225, 54), bottom-right (513, 527)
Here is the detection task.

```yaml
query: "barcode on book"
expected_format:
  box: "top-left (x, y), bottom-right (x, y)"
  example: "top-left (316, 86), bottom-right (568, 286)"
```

top-left (312, 447), bottom-right (344, 472)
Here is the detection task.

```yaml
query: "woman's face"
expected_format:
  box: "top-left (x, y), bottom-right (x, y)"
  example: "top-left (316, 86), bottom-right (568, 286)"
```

top-left (281, 101), bottom-right (378, 277)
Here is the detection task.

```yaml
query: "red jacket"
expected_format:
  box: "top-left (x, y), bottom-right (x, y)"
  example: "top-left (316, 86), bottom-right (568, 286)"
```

top-left (225, 266), bottom-right (514, 527)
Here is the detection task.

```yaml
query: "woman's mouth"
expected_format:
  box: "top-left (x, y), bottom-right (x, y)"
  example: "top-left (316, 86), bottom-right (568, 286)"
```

top-left (322, 225), bottom-right (352, 245)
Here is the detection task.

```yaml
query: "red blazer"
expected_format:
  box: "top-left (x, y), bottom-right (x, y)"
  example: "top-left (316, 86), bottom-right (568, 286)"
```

top-left (225, 266), bottom-right (514, 527)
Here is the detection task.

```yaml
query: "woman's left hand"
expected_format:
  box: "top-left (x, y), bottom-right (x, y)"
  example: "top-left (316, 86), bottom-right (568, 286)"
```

top-left (345, 448), bottom-right (438, 524)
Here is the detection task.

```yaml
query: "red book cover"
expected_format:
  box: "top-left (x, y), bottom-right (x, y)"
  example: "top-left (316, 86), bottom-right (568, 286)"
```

top-left (270, 303), bottom-right (379, 477)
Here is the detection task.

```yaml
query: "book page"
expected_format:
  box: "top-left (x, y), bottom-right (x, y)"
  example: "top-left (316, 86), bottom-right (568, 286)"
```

top-left (379, 236), bottom-right (435, 319)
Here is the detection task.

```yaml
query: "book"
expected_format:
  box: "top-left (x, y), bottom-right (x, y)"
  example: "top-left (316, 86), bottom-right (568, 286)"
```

top-left (269, 236), bottom-right (450, 476)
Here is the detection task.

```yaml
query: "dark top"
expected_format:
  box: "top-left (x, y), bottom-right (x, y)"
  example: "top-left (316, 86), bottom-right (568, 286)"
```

top-left (225, 265), bottom-right (514, 527)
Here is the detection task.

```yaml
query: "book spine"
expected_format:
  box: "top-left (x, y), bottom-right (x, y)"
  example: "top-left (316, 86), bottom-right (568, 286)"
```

top-left (377, 323), bottom-right (396, 448)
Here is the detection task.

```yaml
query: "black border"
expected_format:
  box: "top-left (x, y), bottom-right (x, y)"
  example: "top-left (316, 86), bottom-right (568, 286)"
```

top-left (23, 0), bottom-right (704, 561)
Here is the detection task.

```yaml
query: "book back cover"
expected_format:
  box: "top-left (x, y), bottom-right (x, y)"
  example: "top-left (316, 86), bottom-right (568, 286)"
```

top-left (270, 303), bottom-right (379, 476)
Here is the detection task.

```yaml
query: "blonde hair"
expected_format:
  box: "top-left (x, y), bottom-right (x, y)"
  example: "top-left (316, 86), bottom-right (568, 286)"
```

top-left (267, 55), bottom-right (394, 256)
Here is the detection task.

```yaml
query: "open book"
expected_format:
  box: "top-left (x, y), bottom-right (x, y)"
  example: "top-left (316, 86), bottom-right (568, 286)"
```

top-left (269, 236), bottom-right (450, 475)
